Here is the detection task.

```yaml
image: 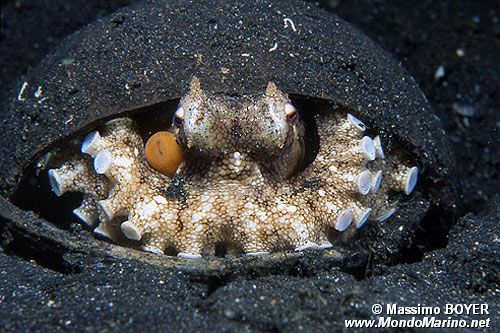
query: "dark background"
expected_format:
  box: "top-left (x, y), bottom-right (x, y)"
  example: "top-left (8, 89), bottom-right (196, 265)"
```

top-left (1, 0), bottom-right (498, 331)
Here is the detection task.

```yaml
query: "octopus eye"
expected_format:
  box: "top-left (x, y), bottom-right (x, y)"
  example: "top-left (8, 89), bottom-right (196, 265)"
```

top-left (173, 106), bottom-right (184, 127)
top-left (174, 116), bottom-right (183, 127)
top-left (285, 103), bottom-right (299, 125)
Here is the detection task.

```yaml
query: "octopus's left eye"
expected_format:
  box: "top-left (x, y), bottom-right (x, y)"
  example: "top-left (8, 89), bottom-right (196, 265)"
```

top-left (174, 116), bottom-right (183, 127)
top-left (173, 106), bottom-right (184, 127)
top-left (285, 103), bottom-right (299, 125)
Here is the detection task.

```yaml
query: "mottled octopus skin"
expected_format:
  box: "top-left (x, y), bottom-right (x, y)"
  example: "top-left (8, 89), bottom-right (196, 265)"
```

top-left (48, 79), bottom-right (418, 258)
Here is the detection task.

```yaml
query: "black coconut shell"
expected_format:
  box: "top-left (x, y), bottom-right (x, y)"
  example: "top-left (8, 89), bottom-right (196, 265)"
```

top-left (0, 0), bottom-right (458, 270)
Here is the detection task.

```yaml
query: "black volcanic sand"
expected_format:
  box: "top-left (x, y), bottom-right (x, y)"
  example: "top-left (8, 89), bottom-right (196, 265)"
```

top-left (1, 0), bottom-right (499, 332)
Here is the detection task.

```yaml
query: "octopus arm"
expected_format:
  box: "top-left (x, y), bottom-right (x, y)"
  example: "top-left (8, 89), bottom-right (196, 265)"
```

top-left (50, 118), bottom-right (180, 253)
top-left (292, 112), bottom-right (418, 234)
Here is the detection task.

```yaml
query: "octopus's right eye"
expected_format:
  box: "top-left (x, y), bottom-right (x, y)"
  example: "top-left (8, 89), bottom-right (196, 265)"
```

top-left (173, 106), bottom-right (184, 127)
top-left (285, 103), bottom-right (299, 125)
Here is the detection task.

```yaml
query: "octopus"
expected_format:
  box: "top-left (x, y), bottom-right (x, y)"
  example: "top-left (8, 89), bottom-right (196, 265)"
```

top-left (47, 77), bottom-right (418, 258)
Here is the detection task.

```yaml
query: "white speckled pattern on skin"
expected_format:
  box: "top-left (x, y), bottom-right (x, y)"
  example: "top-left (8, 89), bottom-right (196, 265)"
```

top-left (48, 78), bottom-right (418, 257)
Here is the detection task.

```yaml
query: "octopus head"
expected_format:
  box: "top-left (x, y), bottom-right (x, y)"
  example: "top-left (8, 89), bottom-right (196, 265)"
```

top-left (173, 77), bottom-right (305, 180)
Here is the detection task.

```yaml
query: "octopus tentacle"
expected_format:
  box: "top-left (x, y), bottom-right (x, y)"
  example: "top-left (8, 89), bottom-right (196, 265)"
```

top-left (48, 156), bottom-right (109, 227)
top-left (50, 118), bottom-right (179, 250)
top-left (293, 111), bottom-right (418, 236)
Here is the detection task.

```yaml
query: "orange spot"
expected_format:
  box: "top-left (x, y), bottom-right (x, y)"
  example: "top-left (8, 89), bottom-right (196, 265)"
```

top-left (145, 131), bottom-right (184, 177)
